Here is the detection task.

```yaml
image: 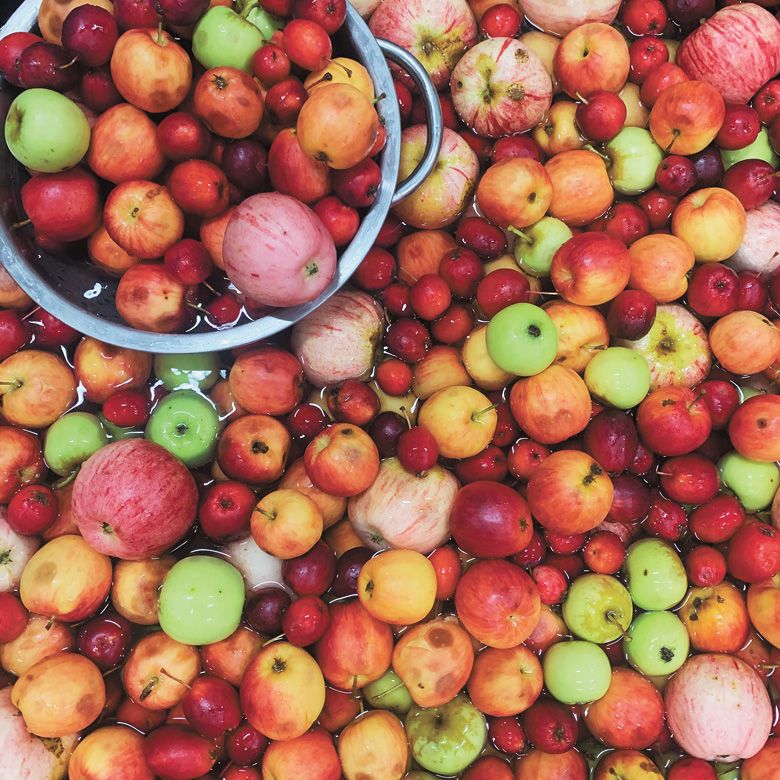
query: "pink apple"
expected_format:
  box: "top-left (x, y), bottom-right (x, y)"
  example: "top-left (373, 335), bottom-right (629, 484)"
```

top-left (450, 38), bottom-right (552, 138)
top-left (728, 200), bottom-right (780, 276)
top-left (73, 439), bottom-right (198, 560)
top-left (676, 4), bottom-right (780, 104)
top-left (520, 0), bottom-right (622, 36)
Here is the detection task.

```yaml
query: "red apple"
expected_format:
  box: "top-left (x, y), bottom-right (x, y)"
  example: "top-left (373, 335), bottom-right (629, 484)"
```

top-left (0, 427), bottom-right (45, 504)
top-left (728, 395), bottom-right (780, 462)
top-left (115, 263), bottom-right (192, 334)
top-left (228, 347), bottom-right (303, 418)
top-left (217, 414), bottom-right (291, 485)
top-left (636, 386), bottom-right (712, 456)
top-left (268, 127), bottom-right (331, 205)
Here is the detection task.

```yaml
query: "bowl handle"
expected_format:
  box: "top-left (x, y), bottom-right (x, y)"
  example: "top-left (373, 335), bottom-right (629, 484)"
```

top-left (376, 39), bottom-right (444, 207)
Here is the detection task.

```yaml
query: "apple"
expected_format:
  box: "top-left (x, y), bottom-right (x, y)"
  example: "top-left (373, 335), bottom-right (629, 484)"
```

top-left (584, 347), bottom-right (651, 410)
top-left (605, 127), bottom-right (664, 195)
top-left (348, 457), bottom-right (459, 554)
top-left (364, 669), bottom-right (415, 716)
top-left (252, 489), bottom-right (323, 560)
top-left (405, 694), bottom-right (487, 776)
top-left (67, 725), bottom-right (152, 780)
top-left (158, 555), bottom-right (245, 646)
top-left (728, 395), bottom-right (780, 463)
top-left (624, 610), bottom-right (690, 677)
top-left (201, 625), bottom-right (263, 687)
top-left (628, 233), bottom-right (694, 305)
top-left (192, 6), bottom-right (267, 71)
top-left (5, 88), bottom-right (90, 173)
top-left (709, 310), bottom-right (780, 377)
top-left (73, 438), bottom-right (198, 560)
top-left (43, 411), bottom-right (108, 478)
top-left (719, 451), bottom-right (779, 513)
top-left (411, 346), bottom-right (472, 401)
top-left (533, 99), bottom-right (584, 156)
top-left (153, 352), bottom-right (219, 393)
top-left (545, 148), bottom-right (614, 226)
top-left (722, 127), bottom-right (779, 171)
top-left (679, 582), bottom-right (749, 653)
top-left (340, 710), bottom-right (409, 780)
top-left (527, 450), bottom-right (614, 534)
top-left (520, 0), bottom-right (621, 36)
top-left (461, 324), bottom-right (513, 390)
top-left (397, 230), bottom-right (458, 285)
top-left (280, 458), bottom-right (345, 530)
top-left (393, 126), bottom-right (479, 230)
top-left (450, 37), bottom-right (552, 137)
top-left (123, 630), bottom-right (201, 711)
top-left (476, 158), bottom-right (552, 229)
top-left (637, 386), bottom-right (712, 457)
top-left (742, 738), bottom-right (780, 780)
top-left (392, 616), bottom-right (475, 708)
top-left (665, 653), bottom-right (772, 761)
top-left (519, 30), bottom-right (561, 92)
top-left (562, 573), bottom-right (633, 643)
top-left (454, 559), bottom-right (541, 649)
top-left (0, 427), bottom-right (45, 505)
top-left (542, 640), bottom-right (611, 705)
top-left (485, 302), bottom-right (558, 376)
top-left (594, 752), bottom-right (663, 779)
top-left (513, 217), bottom-right (573, 277)
top-left (0, 266), bottom-right (32, 310)
top-left (676, 4), bottom-right (780, 104)
top-left (543, 301), bottom-right (609, 373)
top-left (369, 0), bottom-right (478, 90)
top-left (0, 613), bottom-right (73, 677)
top-left (672, 187), bottom-right (746, 263)
top-left (75, 337), bottom-right (152, 403)
top-left (467, 644), bottom-right (543, 717)
top-left (261, 726), bottom-right (340, 780)
top-left (624, 538), bottom-right (687, 610)
top-left (616, 304), bottom-right (711, 390)
top-left (554, 22), bottom-right (629, 98)
top-left (747, 574), bottom-right (780, 650)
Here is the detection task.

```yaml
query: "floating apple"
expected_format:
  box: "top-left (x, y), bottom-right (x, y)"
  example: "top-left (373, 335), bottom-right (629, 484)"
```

top-left (485, 303), bottom-right (558, 377)
top-left (43, 411), bottom-right (108, 477)
top-left (624, 610), bottom-right (690, 677)
top-left (562, 573), bottom-right (633, 644)
top-left (624, 538), bottom-right (687, 611)
top-left (542, 640), bottom-right (612, 705)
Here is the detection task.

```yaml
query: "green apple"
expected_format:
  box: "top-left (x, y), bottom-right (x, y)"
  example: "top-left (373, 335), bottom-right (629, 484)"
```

top-left (511, 217), bottom-right (573, 277)
top-left (584, 346), bottom-right (651, 409)
top-left (146, 390), bottom-right (220, 468)
top-left (713, 762), bottom-right (740, 780)
top-left (624, 538), bottom-right (687, 611)
top-left (562, 573), bottom-right (633, 644)
top-left (154, 352), bottom-right (220, 392)
top-left (737, 386), bottom-right (764, 403)
top-left (237, 0), bottom-right (285, 38)
top-left (485, 303), bottom-right (558, 376)
top-left (605, 127), bottom-right (664, 195)
top-left (363, 670), bottom-right (414, 716)
top-left (158, 555), bottom-right (245, 645)
top-left (624, 610), bottom-right (689, 677)
top-left (721, 128), bottom-right (779, 170)
top-left (5, 89), bottom-right (90, 173)
top-left (719, 451), bottom-right (780, 512)
top-left (542, 640), bottom-right (611, 705)
top-left (44, 412), bottom-right (108, 477)
top-left (98, 414), bottom-right (144, 442)
top-left (192, 6), bottom-right (267, 72)
top-left (405, 695), bottom-right (486, 776)
top-left (405, 774), bottom-right (437, 780)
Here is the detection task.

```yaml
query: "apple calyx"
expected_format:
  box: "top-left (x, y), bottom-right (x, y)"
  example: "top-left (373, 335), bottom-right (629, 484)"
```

top-left (583, 463), bottom-right (604, 486)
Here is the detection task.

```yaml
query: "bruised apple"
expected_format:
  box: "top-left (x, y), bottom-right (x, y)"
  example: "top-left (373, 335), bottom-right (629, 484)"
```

top-left (338, 710), bottom-right (409, 780)
top-left (112, 556), bottom-right (176, 626)
top-left (521, 0), bottom-right (621, 36)
top-left (0, 614), bottom-right (73, 677)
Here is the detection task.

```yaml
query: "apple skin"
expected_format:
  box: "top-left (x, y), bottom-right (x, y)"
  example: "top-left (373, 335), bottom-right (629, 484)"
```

top-left (625, 538), bottom-right (687, 611)
top-left (605, 127), bottom-right (664, 196)
top-left (454, 559), bottom-right (541, 649)
top-left (543, 301), bottom-right (608, 373)
top-left (393, 126), bottom-right (479, 230)
top-left (450, 37), bottom-right (552, 137)
top-left (261, 726), bottom-right (341, 780)
top-left (72, 438), bottom-right (198, 560)
top-left (709, 310), bottom-right (780, 377)
top-left (665, 653), bottom-right (772, 761)
top-left (44, 411), bottom-right (108, 477)
top-left (623, 610), bottom-right (689, 677)
top-left (718, 451), bottom-right (779, 513)
top-left (562, 573), bottom-right (633, 643)
top-left (594, 752), bottom-right (663, 780)
top-left (74, 338), bottom-right (152, 404)
top-left (228, 347), bottom-right (303, 418)
top-left (515, 748), bottom-right (588, 780)
top-left (542, 640), bottom-right (611, 705)
top-left (449, 481), bottom-right (533, 558)
top-left (0, 427), bottom-right (45, 505)
top-left (115, 264), bottom-right (191, 334)
top-left (369, 0), bottom-right (478, 90)
top-left (192, 6), bottom-right (266, 72)
top-left (348, 457), bottom-right (459, 554)
top-left (5, 88), bottom-right (90, 173)
top-left (676, 4), bottom-right (780, 104)
top-left (339, 710), bottom-right (409, 780)
top-left (637, 386), bottom-right (712, 457)
top-left (728, 201), bottom-right (780, 276)
top-left (217, 414), bottom-right (290, 485)
top-left (742, 738), bottom-right (780, 780)
top-left (628, 234), bottom-right (694, 304)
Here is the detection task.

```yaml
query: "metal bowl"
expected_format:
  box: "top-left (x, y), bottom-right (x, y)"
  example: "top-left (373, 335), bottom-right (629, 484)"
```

top-left (0, 1), bottom-right (442, 352)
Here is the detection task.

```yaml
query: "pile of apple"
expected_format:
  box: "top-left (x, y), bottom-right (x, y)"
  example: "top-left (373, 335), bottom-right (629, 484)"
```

top-left (1, 0), bottom-right (386, 332)
top-left (2, 0), bottom-right (780, 778)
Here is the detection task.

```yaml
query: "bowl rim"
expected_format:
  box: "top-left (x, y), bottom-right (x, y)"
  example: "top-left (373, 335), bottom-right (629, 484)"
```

top-left (0, 2), bottom-right (402, 353)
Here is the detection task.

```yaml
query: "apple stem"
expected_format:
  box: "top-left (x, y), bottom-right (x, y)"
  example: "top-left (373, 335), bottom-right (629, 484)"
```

top-left (664, 130), bottom-right (680, 154)
top-left (605, 610), bottom-right (627, 638)
top-left (399, 405), bottom-right (412, 429)
top-left (532, 290), bottom-right (560, 297)
top-left (759, 663), bottom-right (780, 670)
top-left (156, 20), bottom-right (166, 46)
top-left (307, 73), bottom-right (334, 89)
top-left (262, 633), bottom-right (285, 647)
top-left (10, 218), bottom-right (30, 230)
top-left (687, 391), bottom-right (705, 409)
top-left (159, 667), bottom-right (190, 688)
top-left (52, 469), bottom-right (79, 491)
top-left (472, 403), bottom-right (499, 421)
top-left (583, 144), bottom-right (609, 164)
top-left (45, 615), bottom-right (55, 631)
top-left (58, 56), bottom-right (78, 70)
top-left (507, 226), bottom-right (532, 243)
top-left (372, 92), bottom-right (387, 106)
top-left (575, 92), bottom-right (589, 105)
top-left (21, 306), bottom-right (40, 321)
top-left (202, 281), bottom-right (220, 296)
top-left (369, 680), bottom-right (406, 701)
top-left (655, 471), bottom-right (673, 477)
top-left (582, 344), bottom-right (607, 351)
top-left (328, 59), bottom-right (353, 78)
top-left (0, 380), bottom-right (21, 389)
top-left (253, 507), bottom-right (276, 521)
top-left (351, 675), bottom-right (360, 701)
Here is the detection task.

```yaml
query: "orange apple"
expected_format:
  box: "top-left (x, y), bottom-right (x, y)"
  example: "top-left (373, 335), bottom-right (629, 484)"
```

top-left (709, 311), bottom-right (780, 376)
top-left (357, 549), bottom-right (437, 625)
top-left (251, 489), bottom-right (324, 560)
top-left (0, 350), bottom-right (76, 428)
top-left (19, 535), bottom-right (111, 622)
top-left (543, 301), bottom-right (609, 373)
top-left (593, 750), bottom-right (663, 780)
top-left (392, 616), bottom-right (475, 708)
top-left (115, 698), bottom-right (166, 735)
top-left (87, 224), bottom-right (141, 276)
top-left (315, 599), bottom-right (393, 689)
top-left (551, 232), bottom-right (631, 306)
top-left (417, 385), bottom-right (498, 459)
top-left (620, 82), bottom-right (649, 128)
top-left (0, 426), bottom-right (45, 504)
top-left (103, 180), bottom-right (185, 260)
top-left (217, 414), bottom-right (291, 485)
top-left (466, 645), bottom-right (543, 716)
top-left (200, 206), bottom-right (234, 271)
top-left (74, 337), bottom-right (152, 404)
top-left (628, 234), bottom-right (694, 303)
top-left (209, 379), bottom-right (247, 424)
top-left (122, 631), bottom-right (201, 711)
top-left (546, 149), bottom-right (614, 227)
top-left (338, 710), bottom-right (409, 780)
top-left (12, 652), bottom-right (105, 737)
top-left (412, 345), bottom-right (472, 400)
top-left (533, 99), bottom-right (585, 156)
top-left (516, 748), bottom-right (588, 780)
top-left (649, 80), bottom-right (725, 155)
top-left (304, 423), bottom-right (380, 497)
top-left (509, 365), bottom-right (591, 444)
top-left (476, 158), bottom-right (553, 229)
top-left (527, 449), bottom-right (614, 534)
top-left (261, 726), bottom-right (341, 780)
top-left (0, 265), bottom-right (32, 309)
top-left (747, 575), bottom-right (780, 650)
top-left (554, 22), bottom-right (630, 98)
top-left (279, 457), bottom-right (346, 529)
top-left (0, 614), bottom-right (74, 676)
top-left (67, 725), bottom-right (153, 780)
top-left (397, 230), bottom-right (458, 285)
top-left (742, 737), bottom-right (780, 780)
top-left (462, 325), bottom-right (514, 391)
top-left (324, 518), bottom-right (364, 557)
top-left (240, 641), bottom-right (325, 741)
top-left (729, 395), bottom-right (780, 463)
top-left (680, 582), bottom-right (750, 653)
top-left (115, 263), bottom-right (192, 334)
top-left (671, 187), bottom-right (746, 263)
top-left (201, 626), bottom-right (264, 687)
top-left (112, 556), bottom-right (176, 626)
